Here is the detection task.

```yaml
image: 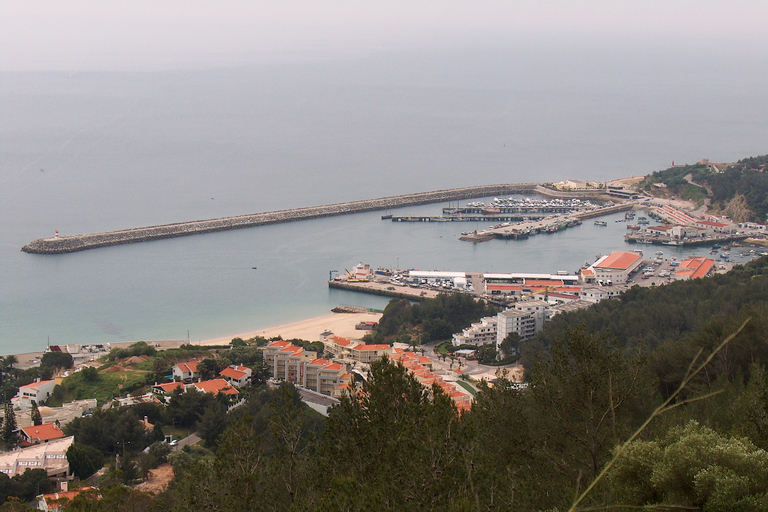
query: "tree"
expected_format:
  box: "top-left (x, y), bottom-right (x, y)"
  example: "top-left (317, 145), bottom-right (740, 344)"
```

top-left (66, 443), bottom-right (104, 479)
top-left (2, 402), bottom-right (17, 444)
top-left (196, 358), bottom-right (229, 381)
top-left (319, 357), bottom-right (465, 510)
top-left (196, 400), bottom-right (228, 448)
top-left (499, 331), bottom-right (520, 359)
top-left (230, 337), bottom-right (247, 347)
top-left (40, 351), bottom-right (73, 371)
top-left (523, 327), bottom-right (655, 509)
top-left (608, 421), bottom-right (768, 510)
top-left (30, 402), bottom-right (42, 426)
top-left (81, 366), bottom-right (99, 382)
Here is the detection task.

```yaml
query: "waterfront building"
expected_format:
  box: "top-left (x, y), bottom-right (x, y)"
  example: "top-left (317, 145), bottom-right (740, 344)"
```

top-left (351, 262), bottom-right (373, 281)
top-left (483, 272), bottom-right (580, 298)
top-left (673, 257), bottom-right (716, 280)
top-left (586, 251), bottom-right (643, 284)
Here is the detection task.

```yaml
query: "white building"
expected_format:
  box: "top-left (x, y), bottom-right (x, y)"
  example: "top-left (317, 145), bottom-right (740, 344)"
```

top-left (452, 317), bottom-right (499, 346)
top-left (0, 435), bottom-right (73, 482)
top-left (14, 379), bottom-right (56, 409)
top-left (586, 252), bottom-right (643, 284)
top-left (496, 309), bottom-right (536, 346)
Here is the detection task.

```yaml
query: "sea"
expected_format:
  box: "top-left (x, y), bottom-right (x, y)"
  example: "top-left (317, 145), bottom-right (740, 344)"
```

top-left (2, 40), bottom-right (767, 354)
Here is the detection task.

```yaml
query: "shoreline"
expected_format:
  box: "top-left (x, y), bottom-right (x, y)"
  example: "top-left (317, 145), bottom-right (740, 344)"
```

top-left (9, 312), bottom-right (383, 370)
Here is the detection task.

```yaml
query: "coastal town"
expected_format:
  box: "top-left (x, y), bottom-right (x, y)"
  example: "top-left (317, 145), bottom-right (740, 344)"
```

top-left (2, 175), bottom-right (768, 506)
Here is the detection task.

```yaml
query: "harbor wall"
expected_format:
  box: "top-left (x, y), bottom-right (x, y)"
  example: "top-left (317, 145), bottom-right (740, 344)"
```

top-left (22, 183), bottom-right (538, 254)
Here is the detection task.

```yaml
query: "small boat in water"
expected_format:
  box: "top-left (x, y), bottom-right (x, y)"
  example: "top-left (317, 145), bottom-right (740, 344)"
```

top-left (594, 220), bottom-right (607, 226)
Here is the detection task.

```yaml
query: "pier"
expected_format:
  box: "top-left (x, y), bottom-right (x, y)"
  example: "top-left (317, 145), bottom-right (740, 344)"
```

top-left (458, 202), bottom-right (634, 243)
top-left (22, 183), bottom-right (539, 254)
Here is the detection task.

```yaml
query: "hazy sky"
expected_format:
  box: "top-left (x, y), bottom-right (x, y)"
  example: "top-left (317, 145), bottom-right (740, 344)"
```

top-left (2, 0), bottom-right (767, 72)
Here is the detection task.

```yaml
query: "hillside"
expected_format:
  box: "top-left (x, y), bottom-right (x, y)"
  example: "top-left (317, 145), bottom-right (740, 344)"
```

top-left (638, 154), bottom-right (768, 222)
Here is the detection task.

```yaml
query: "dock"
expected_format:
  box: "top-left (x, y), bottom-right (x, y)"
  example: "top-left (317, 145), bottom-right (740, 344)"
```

top-left (458, 202), bottom-right (634, 243)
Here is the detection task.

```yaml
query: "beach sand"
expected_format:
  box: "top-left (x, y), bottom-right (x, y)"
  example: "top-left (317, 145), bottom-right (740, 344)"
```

top-left (200, 311), bottom-right (383, 345)
top-left (9, 312), bottom-right (382, 370)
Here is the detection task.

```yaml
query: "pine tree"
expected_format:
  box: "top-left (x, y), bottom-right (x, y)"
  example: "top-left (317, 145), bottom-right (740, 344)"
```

top-left (30, 401), bottom-right (43, 426)
top-left (2, 401), bottom-right (17, 444)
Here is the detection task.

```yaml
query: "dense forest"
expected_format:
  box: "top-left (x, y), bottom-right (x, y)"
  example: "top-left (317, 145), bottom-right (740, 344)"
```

top-left (639, 154), bottom-right (768, 222)
top-left (21, 257), bottom-right (768, 512)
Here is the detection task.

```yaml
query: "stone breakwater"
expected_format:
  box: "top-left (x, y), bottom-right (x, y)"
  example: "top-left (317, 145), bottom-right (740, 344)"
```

top-left (22, 183), bottom-right (538, 254)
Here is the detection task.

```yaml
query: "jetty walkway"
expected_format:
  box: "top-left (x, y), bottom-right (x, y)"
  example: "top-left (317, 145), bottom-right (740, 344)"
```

top-left (22, 183), bottom-right (540, 254)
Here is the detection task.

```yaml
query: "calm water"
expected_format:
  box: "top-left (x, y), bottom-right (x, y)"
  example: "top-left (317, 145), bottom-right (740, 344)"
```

top-left (2, 42), bottom-right (767, 353)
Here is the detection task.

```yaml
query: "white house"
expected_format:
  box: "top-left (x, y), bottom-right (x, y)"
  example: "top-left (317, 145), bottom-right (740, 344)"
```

top-left (172, 361), bottom-right (200, 382)
top-left (14, 379), bottom-right (56, 409)
top-left (219, 365), bottom-right (252, 387)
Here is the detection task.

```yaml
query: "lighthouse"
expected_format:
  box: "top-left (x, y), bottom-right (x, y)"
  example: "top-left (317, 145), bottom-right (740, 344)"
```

top-left (54, 230), bottom-right (59, 238)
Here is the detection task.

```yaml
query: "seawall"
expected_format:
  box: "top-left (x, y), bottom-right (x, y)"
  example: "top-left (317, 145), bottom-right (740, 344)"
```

top-left (22, 183), bottom-right (538, 254)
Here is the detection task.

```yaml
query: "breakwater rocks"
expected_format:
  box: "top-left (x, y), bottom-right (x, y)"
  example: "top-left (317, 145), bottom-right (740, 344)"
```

top-left (22, 183), bottom-right (538, 254)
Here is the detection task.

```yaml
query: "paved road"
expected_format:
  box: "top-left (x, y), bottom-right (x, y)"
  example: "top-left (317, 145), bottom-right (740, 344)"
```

top-left (172, 432), bottom-right (201, 451)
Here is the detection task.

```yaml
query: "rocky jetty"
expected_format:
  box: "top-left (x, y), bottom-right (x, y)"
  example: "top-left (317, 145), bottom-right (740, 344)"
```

top-left (22, 183), bottom-right (537, 254)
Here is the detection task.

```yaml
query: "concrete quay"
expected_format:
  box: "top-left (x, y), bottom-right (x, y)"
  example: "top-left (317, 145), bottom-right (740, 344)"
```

top-left (22, 183), bottom-right (537, 254)
top-left (459, 202), bottom-right (634, 243)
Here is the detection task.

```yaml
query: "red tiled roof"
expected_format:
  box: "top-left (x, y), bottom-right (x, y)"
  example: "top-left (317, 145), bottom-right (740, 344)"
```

top-left (176, 361), bottom-right (198, 374)
top-left (353, 344), bottom-right (392, 351)
top-left (194, 379), bottom-right (239, 396)
top-left (596, 252), bottom-right (641, 270)
top-left (154, 382), bottom-right (185, 393)
top-left (328, 336), bottom-right (353, 346)
top-left (19, 380), bottom-right (55, 390)
top-left (676, 257), bottom-right (715, 279)
top-left (42, 487), bottom-right (99, 506)
top-left (308, 358), bottom-right (330, 366)
top-left (220, 367), bottom-right (248, 380)
top-left (526, 279), bottom-right (564, 286)
top-left (323, 363), bottom-right (343, 371)
top-left (21, 423), bottom-right (64, 443)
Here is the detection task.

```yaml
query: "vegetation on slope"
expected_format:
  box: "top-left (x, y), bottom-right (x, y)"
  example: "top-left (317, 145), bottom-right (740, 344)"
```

top-left (638, 154), bottom-right (768, 221)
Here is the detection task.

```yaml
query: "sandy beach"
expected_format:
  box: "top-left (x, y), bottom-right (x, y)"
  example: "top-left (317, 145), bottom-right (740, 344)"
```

top-left (10, 312), bottom-right (383, 369)
top-left (200, 311), bottom-right (383, 345)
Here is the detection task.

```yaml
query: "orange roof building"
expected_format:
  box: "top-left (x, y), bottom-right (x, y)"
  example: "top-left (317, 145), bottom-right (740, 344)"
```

top-left (172, 361), bottom-right (200, 382)
top-left (219, 365), bottom-right (252, 387)
top-left (153, 381), bottom-right (185, 394)
top-left (19, 423), bottom-right (65, 446)
top-left (589, 251), bottom-right (643, 283)
top-left (673, 257), bottom-right (715, 281)
top-left (38, 487), bottom-right (100, 512)
top-left (193, 379), bottom-right (239, 396)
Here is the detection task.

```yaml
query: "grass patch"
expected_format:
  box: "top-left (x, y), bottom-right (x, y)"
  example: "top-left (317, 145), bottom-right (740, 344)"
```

top-left (455, 380), bottom-right (477, 397)
top-left (48, 366), bottom-right (151, 406)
